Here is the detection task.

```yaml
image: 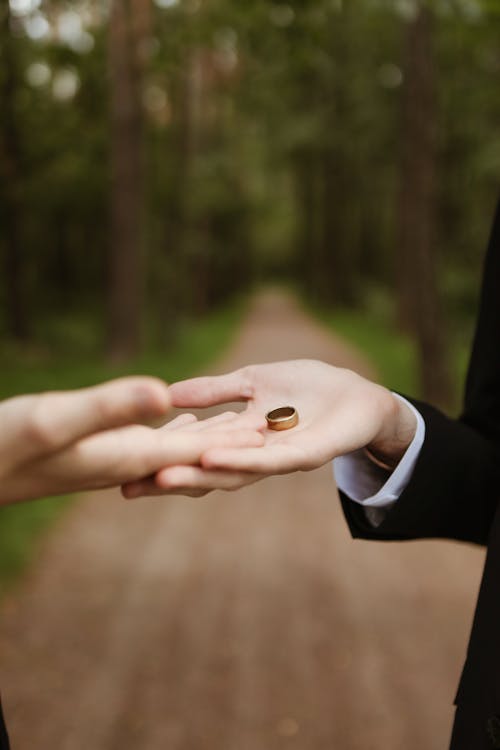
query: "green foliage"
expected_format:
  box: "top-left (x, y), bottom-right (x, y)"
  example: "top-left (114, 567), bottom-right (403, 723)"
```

top-left (0, 296), bottom-right (247, 398)
top-left (0, 496), bottom-right (67, 598)
top-left (2, 0), bottom-right (498, 346)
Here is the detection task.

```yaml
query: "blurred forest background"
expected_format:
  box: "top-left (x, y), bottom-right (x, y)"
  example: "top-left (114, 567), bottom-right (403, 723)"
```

top-left (0, 0), bottom-right (500, 747)
top-left (2, 0), bottom-right (500, 392)
top-left (1, 0), bottom-right (500, 580)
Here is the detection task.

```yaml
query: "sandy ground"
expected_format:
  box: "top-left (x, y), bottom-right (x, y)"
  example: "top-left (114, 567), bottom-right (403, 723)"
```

top-left (0, 291), bottom-right (485, 749)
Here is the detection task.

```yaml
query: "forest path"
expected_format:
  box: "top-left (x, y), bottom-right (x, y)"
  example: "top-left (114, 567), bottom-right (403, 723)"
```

top-left (0, 290), bottom-right (485, 750)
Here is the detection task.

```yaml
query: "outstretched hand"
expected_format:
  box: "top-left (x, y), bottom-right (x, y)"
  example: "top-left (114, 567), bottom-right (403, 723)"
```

top-left (124, 360), bottom-right (417, 498)
top-left (0, 377), bottom-right (265, 505)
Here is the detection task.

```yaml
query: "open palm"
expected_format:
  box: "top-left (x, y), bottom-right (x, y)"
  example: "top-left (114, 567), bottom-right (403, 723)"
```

top-left (127, 360), bottom-right (414, 497)
top-left (178, 360), bottom-right (397, 472)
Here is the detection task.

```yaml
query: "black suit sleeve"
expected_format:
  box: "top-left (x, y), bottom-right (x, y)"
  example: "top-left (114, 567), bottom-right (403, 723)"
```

top-left (340, 399), bottom-right (500, 546)
top-left (341, 199), bottom-right (500, 547)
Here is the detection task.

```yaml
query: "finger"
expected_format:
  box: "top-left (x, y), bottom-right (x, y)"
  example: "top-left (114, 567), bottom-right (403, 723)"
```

top-left (0, 377), bottom-right (171, 460)
top-left (122, 477), bottom-right (210, 499)
top-left (162, 413), bottom-right (198, 430)
top-left (156, 428), bottom-right (265, 467)
top-left (201, 442), bottom-right (308, 474)
top-left (156, 465), bottom-right (262, 491)
top-left (168, 370), bottom-right (254, 409)
top-left (159, 411), bottom-right (267, 435)
top-left (161, 411), bottom-right (238, 434)
top-left (122, 466), bottom-right (261, 499)
top-left (46, 425), bottom-right (266, 490)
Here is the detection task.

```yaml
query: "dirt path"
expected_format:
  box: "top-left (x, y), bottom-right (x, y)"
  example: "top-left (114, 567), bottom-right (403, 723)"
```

top-left (0, 291), bottom-right (485, 750)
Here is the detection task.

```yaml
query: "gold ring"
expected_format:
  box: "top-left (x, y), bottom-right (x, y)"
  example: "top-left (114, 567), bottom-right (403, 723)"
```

top-left (266, 406), bottom-right (299, 431)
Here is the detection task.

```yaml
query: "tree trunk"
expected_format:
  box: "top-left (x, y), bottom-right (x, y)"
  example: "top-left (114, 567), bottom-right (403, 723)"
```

top-left (0, 0), bottom-right (29, 341)
top-left (107, 0), bottom-right (149, 361)
top-left (182, 49), bottom-right (210, 316)
top-left (397, 6), bottom-right (453, 408)
top-left (321, 150), bottom-right (359, 307)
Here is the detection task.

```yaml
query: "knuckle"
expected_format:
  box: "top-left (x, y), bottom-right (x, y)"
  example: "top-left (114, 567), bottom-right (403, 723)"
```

top-left (92, 391), bottom-right (122, 430)
top-left (25, 396), bottom-right (60, 451)
top-left (109, 429), bottom-right (151, 481)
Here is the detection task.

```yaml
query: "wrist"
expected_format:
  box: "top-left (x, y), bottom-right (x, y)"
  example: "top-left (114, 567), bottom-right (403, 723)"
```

top-left (363, 445), bottom-right (396, 472)
top-left (367, 392), bottom-right (417, 470)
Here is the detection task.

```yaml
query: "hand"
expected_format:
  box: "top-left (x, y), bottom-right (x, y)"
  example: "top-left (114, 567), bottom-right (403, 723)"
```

top-left (0, 377), bottom-right (265, 505)
top-left (126, 360), bottom-right (417, 497)
top-left (122, 409), bottom-right (267, 499)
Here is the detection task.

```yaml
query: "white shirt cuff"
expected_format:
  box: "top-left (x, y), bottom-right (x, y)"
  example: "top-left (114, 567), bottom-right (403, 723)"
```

top-left (333, 395), bottom-right (425, 512)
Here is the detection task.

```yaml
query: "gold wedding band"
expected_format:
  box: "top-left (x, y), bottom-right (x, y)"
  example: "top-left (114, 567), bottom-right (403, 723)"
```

top-left (266, 406), bottom-right (299, 431)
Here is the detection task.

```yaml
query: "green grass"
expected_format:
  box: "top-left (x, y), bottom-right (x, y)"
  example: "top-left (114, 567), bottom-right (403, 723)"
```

top-left (0, 497), bottom-right (69, 596)
top-left (0, 299), bottom-right (246, 595)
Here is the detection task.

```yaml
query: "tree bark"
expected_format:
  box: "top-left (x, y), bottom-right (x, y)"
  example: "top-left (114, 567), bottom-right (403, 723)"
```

top-left (397, 6), bottom-right (453, 407)
top-left (107, 0), bottom-right (149, 361)
top-left (0, 0), bottom-right (29, 341)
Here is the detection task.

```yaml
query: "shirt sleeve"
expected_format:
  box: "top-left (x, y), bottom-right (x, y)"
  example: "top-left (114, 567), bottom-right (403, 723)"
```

top-left (333, 395), bottom-right (426, 525)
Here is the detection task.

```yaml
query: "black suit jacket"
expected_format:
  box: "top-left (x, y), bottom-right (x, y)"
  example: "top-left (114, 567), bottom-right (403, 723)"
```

top-left (341, 200), bottom-right (500, 749)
